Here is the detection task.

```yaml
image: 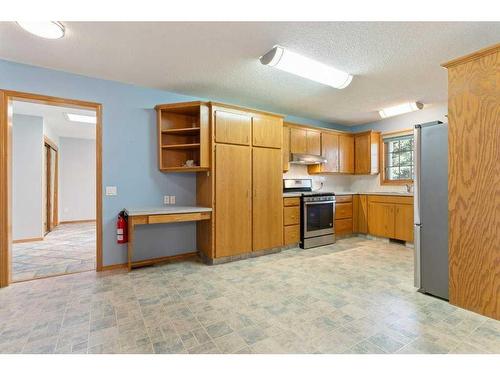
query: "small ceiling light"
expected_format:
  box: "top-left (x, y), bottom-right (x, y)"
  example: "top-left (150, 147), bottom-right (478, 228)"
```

top-left (65, 113), bottom-right (96, 124)
top-left (379, 102), bottom-right (424, 119)
top-left (16, 21), bottom-right (65, 39)
top-left (260, 45), bottom-right (353, 89)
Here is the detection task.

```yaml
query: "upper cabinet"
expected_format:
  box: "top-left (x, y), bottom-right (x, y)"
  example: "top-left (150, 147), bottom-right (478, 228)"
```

top-left (339, 134), bottom-right (355, 173)
top-left (354, 131), bottom-right (380, 175)
top-left (308, 132), bottom-right (354, 174)
top-left (289, 127), bottom-right (321, 155)
top-left (155, 101), bottom-right (210, 172)
top-left (319, 132), bottom-right (339, 173)
top-left (282, 126), bottom-right (290, 172)
top-left (214, 110), bottom-right (251, 146)
top-left (253, 115), bottom-right (282, 149)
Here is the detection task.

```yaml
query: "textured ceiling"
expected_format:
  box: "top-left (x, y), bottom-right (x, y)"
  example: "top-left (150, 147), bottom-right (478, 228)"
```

top-left (1, 22), bottom-right (499, 125)
top-left (13, 101), bottom-right (96, 139)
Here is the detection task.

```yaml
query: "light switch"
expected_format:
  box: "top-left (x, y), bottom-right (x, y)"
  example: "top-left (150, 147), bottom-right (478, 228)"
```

top-left (105, 186), bottom-right (117, 196)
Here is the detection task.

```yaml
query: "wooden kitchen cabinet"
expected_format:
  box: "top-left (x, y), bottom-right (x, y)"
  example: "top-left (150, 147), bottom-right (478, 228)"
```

top-left (308, 132), bottom-right (339, 174)
top-left (283, 206), bottom-right (300, 226)
top-left (252, 147), bottom-right (283, 252)
top-left (395, 204), bottom-right (414, 242)
top-left (339, 134), bottom-right (354, 173)
top-left (282, 126), bottom-right (290, 172)
top-left (252, 115), bottom-right (282, 149)
top-left (283, 197), bottom-right (301, 245)
top-left (368, 202), bottom-right (395, 238)
top-left (335, 195), bottom-right (353, 235)
top-left (214, 110), bottom-right (251, 146)
top-left (290, 128), bottom-right (307, 154)
top-left (306, 130), bottom-right (321, 155)
top-left (353, 194), bottom-right (368, 234)
top-left (283, 225), bottom-right (300, 245)
top-left (214, 143), bottom-right (252, 257)
top-left (354, 131), bottom-right (380, 174)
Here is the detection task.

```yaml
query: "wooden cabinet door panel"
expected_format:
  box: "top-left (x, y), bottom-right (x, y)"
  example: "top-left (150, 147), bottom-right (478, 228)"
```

top-left (335, 202), bottom-right (353, 220)
top-left (335, 218), bottom-right (353, 235)
top-left (353, 194), bottom-right (368, 234)
top-left (215, 110), bottom-right (251, 145)
top-left (321, 133), bottom-right (339, 172)
top-left (368, 202), bottom-right (395, 238)
top-left (283, 206), bottom-right (300, 226)
top-left (290, 128), bottom-right (307, 154)
top-left (395, 204), bottom-right (414, 242)
top-left (253, 115), bottom-right (282, 149)
top-left (282, 126), bottom-right (290, 172)
top-left (284, 225), bottom-right (300, 245)
top-left (339, 135), bottom-right (354, 173)
top-left (215, 144), bottom-right (252, 257)
top-left (283, 197), bottom-right (300, 207)
top-left (306, 130), bottom-right (321, 155)
top-left (253, 147), bottom-right (283, 251)
top-left (355, 133), bottom-right (370, 174)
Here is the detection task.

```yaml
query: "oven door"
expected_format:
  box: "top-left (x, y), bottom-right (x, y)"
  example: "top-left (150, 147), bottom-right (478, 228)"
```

top-left (303, 200), bottom-right (335, 238)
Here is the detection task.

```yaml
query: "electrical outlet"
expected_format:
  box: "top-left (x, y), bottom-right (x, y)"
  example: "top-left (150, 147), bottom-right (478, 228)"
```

top-left (170, 195), bottom-right (176, 204)
top-left (163, 195), bottom-right (170, 205)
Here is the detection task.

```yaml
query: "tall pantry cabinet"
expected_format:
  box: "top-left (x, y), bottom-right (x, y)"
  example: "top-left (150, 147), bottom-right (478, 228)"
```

top-left (443, 43), bottom-right (500, 320)
top-left (197, 103), bottom-right (284, 262)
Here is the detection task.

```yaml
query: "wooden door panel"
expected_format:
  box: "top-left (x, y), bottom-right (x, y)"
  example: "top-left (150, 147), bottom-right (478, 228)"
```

top-left (355, 133), bottom-right (370, 174)
top-left (290, 128), bottom-right (307, 154)
top-left (215, 110), bottom-right (251, 146)
top-left (253, 115), bottom-right (282, 149)
top-left (252, 147), bottom-right (283, 251)
top-left (282, 126), bottom-right (290, 172)
top-left (321, 133), bottom-right (339, 172)
top-left (215, 144), bottom-right (252, 257)
top-left (339, 135), bottom-right (354, 173)
top-left (395, 204), bottom-right (414, 242)
top-left (368, 202), bottom-right (395, 238)
top-left (306, 130), bottom-right (321, 155)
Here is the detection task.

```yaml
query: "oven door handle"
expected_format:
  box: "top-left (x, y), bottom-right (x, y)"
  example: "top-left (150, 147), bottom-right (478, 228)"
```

top-left (304, 200), bottom-right (336, 205)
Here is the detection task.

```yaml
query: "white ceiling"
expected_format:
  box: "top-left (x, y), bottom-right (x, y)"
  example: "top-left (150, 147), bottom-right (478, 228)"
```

top-left (12, 101), bottom-right (96, 140)
top-left (1, 22), bottom-right (499, 125)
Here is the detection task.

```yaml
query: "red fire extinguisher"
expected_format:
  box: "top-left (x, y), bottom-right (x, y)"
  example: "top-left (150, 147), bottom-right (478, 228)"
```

top-left (117, 210), bottom-right (128, 244)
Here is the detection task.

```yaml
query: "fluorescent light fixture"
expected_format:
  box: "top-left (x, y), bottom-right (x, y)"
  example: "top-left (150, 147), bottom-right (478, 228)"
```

top-left (65, 113), bottom-right (96, 124)
top-left (379, 102), bottom-right (424, 119)
top-left (16, 21), bottom-right (65, 39)
top-left (260, 45), bottom-right (353, 89)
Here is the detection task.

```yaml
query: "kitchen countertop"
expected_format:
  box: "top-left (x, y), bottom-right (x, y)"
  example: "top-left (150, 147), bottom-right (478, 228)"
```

top-left (283, 191), bottom-right (413, 197)
top-left (125, 206), bottom-right (212, 216)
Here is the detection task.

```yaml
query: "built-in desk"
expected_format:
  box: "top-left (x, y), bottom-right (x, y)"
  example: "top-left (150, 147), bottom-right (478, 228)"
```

top-left (124, 206), bottom-right (212, 270)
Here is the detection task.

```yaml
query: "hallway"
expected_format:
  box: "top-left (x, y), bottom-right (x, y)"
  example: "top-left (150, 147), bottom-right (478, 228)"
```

top-left (12, 222), bottom-right (96, 282)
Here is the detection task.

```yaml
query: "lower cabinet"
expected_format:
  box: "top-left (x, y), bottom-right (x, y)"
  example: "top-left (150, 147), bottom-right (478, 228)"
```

top-left (353, 194), bottom-right (368, 233)
top-left (335, 195), bottom-right (353, 235)
top-left (283, 197), bottom-right (300, 245)
top-left (367, 195), bottom-right (413, 242)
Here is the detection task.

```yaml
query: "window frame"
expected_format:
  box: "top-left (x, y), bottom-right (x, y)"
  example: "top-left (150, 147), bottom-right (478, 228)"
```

top-left (379, 129), bottom-right (414, 186)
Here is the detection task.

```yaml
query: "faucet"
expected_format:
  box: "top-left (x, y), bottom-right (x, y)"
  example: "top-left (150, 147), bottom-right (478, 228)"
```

top-left (405, 184), bottom-right (413, 193)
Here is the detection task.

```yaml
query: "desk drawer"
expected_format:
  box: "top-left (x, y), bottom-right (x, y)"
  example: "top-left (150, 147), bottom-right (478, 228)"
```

top-left (283, 206), bottom-right (300, 225)
top-left (148, 212), bottom-right (211, 224)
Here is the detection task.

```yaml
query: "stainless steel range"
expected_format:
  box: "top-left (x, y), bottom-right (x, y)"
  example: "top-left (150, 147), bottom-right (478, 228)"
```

top-left (283, 179), bottom-right (336, 249)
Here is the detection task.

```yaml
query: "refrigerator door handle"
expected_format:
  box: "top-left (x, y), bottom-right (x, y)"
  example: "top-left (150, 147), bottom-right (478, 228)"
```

top-left (414, 125), bottom-right (421, 225)
top-left (414, 224), bottom-right (421, 289)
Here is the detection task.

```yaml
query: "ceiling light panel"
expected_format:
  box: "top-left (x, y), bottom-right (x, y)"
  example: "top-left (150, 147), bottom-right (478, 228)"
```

top-left (65, 113), bottom-right (96, 124)
top-left (260, 45), bottom-right (353, 89)
top-left (16, 21), bottom-right (65, 39)
top-left (379, 102), bottom-right (424, 119)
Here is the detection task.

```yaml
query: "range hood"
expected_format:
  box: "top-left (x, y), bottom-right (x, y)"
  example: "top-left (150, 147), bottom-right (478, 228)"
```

top-left (289, 153), bottom-right (327, 165)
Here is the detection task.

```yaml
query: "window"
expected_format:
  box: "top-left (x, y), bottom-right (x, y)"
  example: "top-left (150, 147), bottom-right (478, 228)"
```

top-left (381, 132), bottom-right (414, 184)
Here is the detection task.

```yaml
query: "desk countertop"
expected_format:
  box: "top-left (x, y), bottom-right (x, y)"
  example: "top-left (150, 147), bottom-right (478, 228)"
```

top-left (125, 206), bottom-right (212, 216)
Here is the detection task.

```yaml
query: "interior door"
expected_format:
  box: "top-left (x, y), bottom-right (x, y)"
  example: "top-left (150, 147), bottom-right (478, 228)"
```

top-left (252, 147), bottom-right (283, 251)
top-left (44, 143), bottom-right (58, 234)
top-left (215, 143), bottom-right (252, 257)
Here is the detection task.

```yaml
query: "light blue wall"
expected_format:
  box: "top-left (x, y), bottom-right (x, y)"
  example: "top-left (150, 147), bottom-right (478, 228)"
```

top-left (1, 58), bottom-right (345, 266)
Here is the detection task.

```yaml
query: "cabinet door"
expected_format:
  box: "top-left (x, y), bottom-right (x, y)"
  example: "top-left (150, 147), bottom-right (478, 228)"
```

top-left (253, 147), bottom-right (283, 251)
top-left (368, 202), bottom-right (395, 238)
top-left (353, 195), bottom-right (368, 234)
top-left (215, 144), bottom-right (252, 257)
top-left (339, 135), bottom-right (354, 173)
top-left (355, 133), bottom-right (371, 174)
top-left (321, 133), bottom-right (339, 172)
top-left (306, 130), bottom-right (321, 155)
top-left (215, 110), bottom-right (251, 145)
top-left (283, 225), bottom-right (300, 245)
top-left (253, 115), bottom-right (282, 148)
top-left (282, 126), bottom-right (290, 172)
top-left (290, 128), bottom-right (307, 154)
top-left (395, 204), bottom-right (414, 242)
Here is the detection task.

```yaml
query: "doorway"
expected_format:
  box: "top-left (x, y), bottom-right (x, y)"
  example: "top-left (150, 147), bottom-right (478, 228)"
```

top-left (0, 90), bottom-right (103, 286)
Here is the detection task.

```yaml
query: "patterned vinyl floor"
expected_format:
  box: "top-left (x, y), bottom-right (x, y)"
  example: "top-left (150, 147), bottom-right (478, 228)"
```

top-left (0, 236), bottom-right (498, 354)
top-left (12, 223), bottom-right (96, 282)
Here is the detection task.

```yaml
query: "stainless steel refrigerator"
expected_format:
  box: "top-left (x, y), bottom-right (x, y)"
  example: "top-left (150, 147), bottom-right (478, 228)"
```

top-left (414, 121), bottom-right (449, 300)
